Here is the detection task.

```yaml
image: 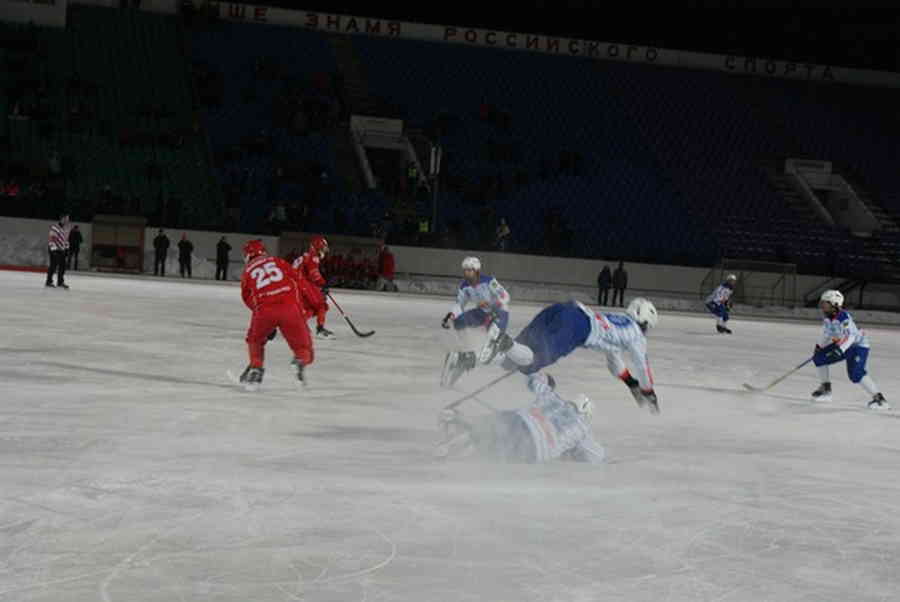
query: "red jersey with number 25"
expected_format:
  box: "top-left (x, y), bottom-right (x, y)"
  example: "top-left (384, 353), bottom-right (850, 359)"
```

top-left (241, 254), bottom-right (301, 311)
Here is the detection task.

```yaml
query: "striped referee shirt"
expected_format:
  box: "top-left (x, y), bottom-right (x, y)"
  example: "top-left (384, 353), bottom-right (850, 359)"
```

top-left (48, 222), bottom-right (70, 251)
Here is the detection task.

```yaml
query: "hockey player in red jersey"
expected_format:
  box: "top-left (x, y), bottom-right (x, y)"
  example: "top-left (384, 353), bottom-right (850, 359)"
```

top-left (239, 239), bottom-right (313, 390)
top-left (293, 234), bottom-right (334, 339)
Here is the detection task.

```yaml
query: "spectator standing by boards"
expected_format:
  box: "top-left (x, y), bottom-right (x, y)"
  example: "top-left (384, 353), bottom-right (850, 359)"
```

top-left (178, 233), bottom-right (194, 278)
top-left (216, 236), bottom-right (231, 280)
top-left (612, 261), bottom-right (628, 307)
top-left (46, 214), bottom-right (70, 289)
top-left (153, 229), bottom-right (169, 276)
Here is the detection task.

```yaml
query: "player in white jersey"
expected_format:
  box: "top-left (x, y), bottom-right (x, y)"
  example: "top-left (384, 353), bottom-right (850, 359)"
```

top-left (705, 274), bottom-right (737, 334)
top-left (811, 289), bottom-right (889, 409)
top-left (435, 372), bottom-right (605, 463)
top-left (440, 256), bottom-right (511, 386)
top-left (492, 297), bottom-right (661, 414)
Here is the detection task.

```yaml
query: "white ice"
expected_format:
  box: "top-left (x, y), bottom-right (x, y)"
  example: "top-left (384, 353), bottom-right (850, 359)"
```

top-left (1, 270), bottom-right (899, 602)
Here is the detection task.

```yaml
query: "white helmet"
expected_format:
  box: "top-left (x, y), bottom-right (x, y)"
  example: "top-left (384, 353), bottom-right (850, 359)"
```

top-left (726, 273), bottom-right (737, 282)
top-left (570, 394), bottom-right (593, 419)
top-left (820, 289), bottom-right (844, 308)
top-left (461, 256), bottom-right (481, 272)
top-left (626, 297), bottom-right (659, 330)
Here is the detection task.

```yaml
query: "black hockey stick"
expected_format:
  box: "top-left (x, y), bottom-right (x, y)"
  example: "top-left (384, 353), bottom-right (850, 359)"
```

top-left (326, 292), bottom-right (375, 338)
top-left (742, 357), bottom-right (813, 392)
top-left (444, 370), bottom-right (516, 410)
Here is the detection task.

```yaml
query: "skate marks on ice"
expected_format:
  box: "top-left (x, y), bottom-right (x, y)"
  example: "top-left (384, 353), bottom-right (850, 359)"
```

top-left (31, 360), bottom-right (239, 391)
top-left (1, 478), bottom-right (401, 601)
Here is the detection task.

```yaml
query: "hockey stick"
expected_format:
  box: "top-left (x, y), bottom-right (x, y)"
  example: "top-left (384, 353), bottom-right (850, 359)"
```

top-left (742, 357), bottom-right (813, 392)
top-left (444, 370), bottom-right (515, 410)
top-left (326, 292), bottom-right (375, 338)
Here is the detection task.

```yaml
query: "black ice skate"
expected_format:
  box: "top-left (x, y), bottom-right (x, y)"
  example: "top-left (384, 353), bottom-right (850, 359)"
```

top-left (316, 325), bottom-right (335, 339)
top-left (441, 351), bottom-right (477, 388)
top-left (291, 358), bottom-right (306, 387)
top-left (238, 365), bottom-right (252, 383)
top-left (868, 393), bottom-right (890, 410)
top-left (716, 325), bottom-right (732, 334)
top-left (45, 282), bottom-right (55, 288)
top-left (479, 328), bottom-right (513, 365)
top-left (811, 382), bottom-right (832, 402)
top-left (244, 367), bottom-right (264, 392)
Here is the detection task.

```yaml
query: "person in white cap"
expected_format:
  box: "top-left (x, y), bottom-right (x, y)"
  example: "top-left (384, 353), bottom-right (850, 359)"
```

top-left (812, 289), bottom-right (888, 410)
top-left (705, 273), bottom-right (737, 334)
top-left (440, 256), bottom-right (510, 387)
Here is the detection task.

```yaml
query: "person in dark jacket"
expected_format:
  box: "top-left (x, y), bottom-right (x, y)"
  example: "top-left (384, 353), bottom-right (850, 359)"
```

top-left (612, 261), bottom-right (628, 307)
top-left (67, 225), bottom-right (83, 270)
top-left (153, 229), bottom-right (169, 276)
top-left (216, 236), bottom-right (231, 280)
top-left (597, 265), bottom-right (611, 306)
top-left (178, 233), bottom-right (194, 278)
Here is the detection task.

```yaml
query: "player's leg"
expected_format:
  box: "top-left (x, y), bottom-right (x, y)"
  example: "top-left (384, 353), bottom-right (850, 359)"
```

top-left (244, 310), bottom-right (278, 390)
top-left (478, 309), bottom-right (511, 364)
top-left (844, 346), bottom-right (889, 409)
top-left (56, 250), bottom-right (67, 287)
top-left (45, 250), bottom-right (57, 286)
top-left (440, 309), bottom-right (490, 385)
top-left (276, 303), bottom-right (314, 385)
top-left (811, 346), bottom-right (836, 401)
top-left (502, 302), bottom-right (590, 374)
top-left (310, 285), bottom-right (333, 338)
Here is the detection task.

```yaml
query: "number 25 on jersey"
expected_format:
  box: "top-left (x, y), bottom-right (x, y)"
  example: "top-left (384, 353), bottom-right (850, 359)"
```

top-left (251, 262), bottom-right (284, 289)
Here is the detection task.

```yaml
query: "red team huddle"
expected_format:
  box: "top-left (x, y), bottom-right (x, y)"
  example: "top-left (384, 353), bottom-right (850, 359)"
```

top-left (238, 235), bottom-right (332, 390)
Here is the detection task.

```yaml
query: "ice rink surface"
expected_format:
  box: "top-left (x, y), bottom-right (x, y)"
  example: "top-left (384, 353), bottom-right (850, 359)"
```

top-left (1, 270), bottom-right (899, 602)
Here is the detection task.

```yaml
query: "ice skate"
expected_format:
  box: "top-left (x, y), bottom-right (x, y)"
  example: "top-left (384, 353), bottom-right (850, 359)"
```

top-left (868, 393), bottom-right (890, 410)
top-left (716, 324), bottom-right (732, 334)
top-left (291, 358), bottom-right (306, 387)
top-left (479, 326), bottom-right (513, 365)
top-left (811, 382), bottom-right (832, 402)
top-left (441, 351), bottom-right (476, 388)
top-left (243, 367), bottom-right (264, 392)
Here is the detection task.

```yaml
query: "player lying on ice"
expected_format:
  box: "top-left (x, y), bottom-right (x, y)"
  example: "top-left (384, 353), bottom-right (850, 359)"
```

top-left (811, 289), bottom-right (889, 410)
top-left (435, 372), bottom-right (605, 463)
top-left (238, 239), bottom-right (314, 391)
top-left (705, 273), bottom-right (736, 334)
top-left (453, 297), bottom-right (661, 414)
top-left (441, 256), bottom-right (511, 386)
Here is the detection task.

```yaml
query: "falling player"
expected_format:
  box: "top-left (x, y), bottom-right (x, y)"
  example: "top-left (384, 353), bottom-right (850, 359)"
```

top-left (294, 235), bottom-right (334, 339)
top-left (440, 256), bottom-right (511, 386)
top-left (811, 290), bottom-right (889, 409)
top-left (705, 273), bottom-right (737, 334)
top-left (238, 239), bottom-right (313, 390)
top-left (435, 372), bottom-right (605, 463)
top-left (488, 297), bottom-right (661, 414)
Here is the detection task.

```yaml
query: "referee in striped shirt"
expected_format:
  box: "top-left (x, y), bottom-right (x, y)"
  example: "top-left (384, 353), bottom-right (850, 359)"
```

top-left (46, 214), bottom-right (70, 289)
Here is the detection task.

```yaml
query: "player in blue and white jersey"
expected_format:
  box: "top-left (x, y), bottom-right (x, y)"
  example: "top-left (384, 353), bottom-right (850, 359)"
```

top-left (705, 273), bottom-right (736, 334)
top-left (440, 256), bottom-right (511, 386)
top-left (494, 297), bottom-right (661, 414)
top-left (435, 372), bottom-right (605, 464)
top-left (811, 289), bottom-right (889, 410)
